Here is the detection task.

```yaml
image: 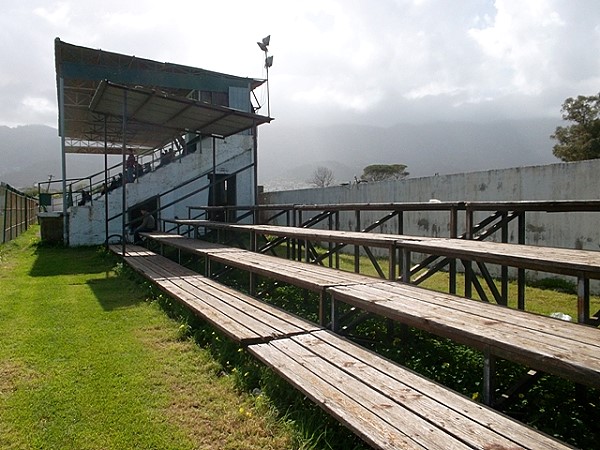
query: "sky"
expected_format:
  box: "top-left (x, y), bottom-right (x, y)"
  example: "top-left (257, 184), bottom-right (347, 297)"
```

top-left (0, 0), bottom-right (599, 130)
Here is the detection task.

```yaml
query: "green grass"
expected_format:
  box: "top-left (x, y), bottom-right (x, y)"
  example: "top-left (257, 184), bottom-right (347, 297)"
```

top-left (0, 228), bottom-right (294, 450)
top-left (3, 229), bottom-right (598, 449)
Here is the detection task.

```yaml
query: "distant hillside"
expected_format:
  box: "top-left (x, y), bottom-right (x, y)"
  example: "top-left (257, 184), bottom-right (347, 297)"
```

top-left (1, 119), bottom-right (564, 192)
top-left (0, 125), bottom-right (119, 189)
top-left (259, 118), bottom-right (563, 191)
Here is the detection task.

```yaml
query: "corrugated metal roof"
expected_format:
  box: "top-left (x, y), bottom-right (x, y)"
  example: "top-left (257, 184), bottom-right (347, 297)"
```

top-left (55, 38), bottom-right (270, 154)
top-left (86, 80), bottom-right (270, 149)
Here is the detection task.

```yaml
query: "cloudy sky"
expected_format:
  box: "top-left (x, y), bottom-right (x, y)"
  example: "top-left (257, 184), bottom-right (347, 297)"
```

top-left (1, 0), bottom-right (599, 130)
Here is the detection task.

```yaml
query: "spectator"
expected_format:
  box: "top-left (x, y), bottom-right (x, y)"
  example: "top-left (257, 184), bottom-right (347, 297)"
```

top-left (78, 190), bottom-right (92, 206)
top-left (126, 151), bottom-right (137, 183)
top-left (132, 208), bottom-right (156, 243)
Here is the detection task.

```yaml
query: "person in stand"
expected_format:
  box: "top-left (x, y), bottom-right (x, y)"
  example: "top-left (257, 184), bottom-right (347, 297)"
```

top-left (126, 151), bottom-right (137, 183)
top-left (109, 174), bottom-right (122, 192)
top-left (78, 190), bottom-right (92, 206)
top-left (132, 208), bottom-right (156, 243)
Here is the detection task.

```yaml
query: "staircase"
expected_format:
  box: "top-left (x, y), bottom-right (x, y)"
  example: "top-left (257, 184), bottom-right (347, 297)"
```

top-left (67, 135), bottom-right (255, 246)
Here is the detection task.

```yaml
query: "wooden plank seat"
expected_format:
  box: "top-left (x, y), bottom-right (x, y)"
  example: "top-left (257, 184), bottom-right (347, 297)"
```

top-left (163, 221), bottom-right (600, 323)
top-left (196, 219), bottom-right (600, 280)
top-left (139, 232), bottom-right (245, 255)
top-left (249, 330), bottom-right (572, 450)
top-left (109, 244), bottom-right (572, 450)
top-left (109, 245), bottom-right (322, 345)
top-left (206, 247), bottom-right (379, 292)
top-left (327, 281), bottom-right (600, 390)
top-left (164, 219), bottom-right (600, 280)
top-left (141, 232), bottom-right (382, 325)
top-left (141, 231), bottom-right (379, 290)
top-left (141, 232), bottom-right (600, 389)
top-left (395, 235), bottom-right (600, 279)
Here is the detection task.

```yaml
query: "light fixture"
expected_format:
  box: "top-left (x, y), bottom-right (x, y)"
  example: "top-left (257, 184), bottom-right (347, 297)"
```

top-left (257, 35), bottom-right (270, 51)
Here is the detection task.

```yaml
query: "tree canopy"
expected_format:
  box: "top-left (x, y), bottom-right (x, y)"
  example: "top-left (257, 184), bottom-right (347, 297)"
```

top-left (551, 93), bottom-right (600, 161)
top-left (360, 164), bottom-right (409, 182)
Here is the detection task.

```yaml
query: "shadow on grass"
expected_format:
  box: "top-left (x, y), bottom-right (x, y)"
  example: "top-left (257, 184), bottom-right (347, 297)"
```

top-left (29, 244), bottom-right (143, 311)
top-left (87, 277), bottom-right (145, 311)
top-left (29, 244), bottom-right (110, 277)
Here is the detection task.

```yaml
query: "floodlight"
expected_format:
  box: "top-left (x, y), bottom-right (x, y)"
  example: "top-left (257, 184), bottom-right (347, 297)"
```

top-left (265, 55), bottom-right (274, 68)
top-left (262, 35), bottom-right (270, 46)
top-left (257, 41), bottom-right (268, 52)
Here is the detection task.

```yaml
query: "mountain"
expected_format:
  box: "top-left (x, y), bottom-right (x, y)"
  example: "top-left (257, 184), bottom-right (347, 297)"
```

top-left (1, 119), bottom-right (563, 192)
top-left (258, 118), bottom-right (563, 191)
top-left (0, 125), bottom-right (119, 190)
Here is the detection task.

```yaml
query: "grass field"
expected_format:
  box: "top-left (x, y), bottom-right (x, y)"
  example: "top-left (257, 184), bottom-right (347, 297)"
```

top-left (0, 228), bottom-right (298, 450)
top-left (2, 228), bottom-right (599, 449)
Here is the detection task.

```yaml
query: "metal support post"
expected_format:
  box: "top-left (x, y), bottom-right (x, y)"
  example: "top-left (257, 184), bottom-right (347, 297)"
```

top-left (104, 115), bottom-right (109, 248)
top-left (577, 276), bottom-right (590, 324)
top-left (319, 292), bottom-right (326, 327)
top-left (354, 210), bottom-right (361, 273)
top-left (483, 350), bottom-right (497, 407)
top-left (449, 207), bottom-right (458, 294)
top-left (501, 212), bottom-right (509, 305)
top-left (331, 297), bottom-right (338, 332)
top-left (335, 211), bottom-right (340, 269)
top-left (59, 77), bottom-right (69, 245)
top-left (121, 89), bottom-right (128, 256)
top-left (517, 211), bottom-right (526, 310)
top-left (388, 245), bottom-right (397, 280)
top-left (402, 249), bottom-right (411, 283)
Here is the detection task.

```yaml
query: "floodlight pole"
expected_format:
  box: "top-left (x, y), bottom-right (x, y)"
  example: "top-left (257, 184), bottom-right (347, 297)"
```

top-left (265, 56), bottom-right (271, 118)
top-left (257, 36), bottom-right (272, 118)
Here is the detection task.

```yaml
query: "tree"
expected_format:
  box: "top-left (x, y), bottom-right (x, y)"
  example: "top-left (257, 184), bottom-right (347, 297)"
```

top-left (551, 93), bottom-right (600, 161)
top-left (360, 164), bottom-right (409, 182)
top-left (309, 166), bottom-right (335, 187)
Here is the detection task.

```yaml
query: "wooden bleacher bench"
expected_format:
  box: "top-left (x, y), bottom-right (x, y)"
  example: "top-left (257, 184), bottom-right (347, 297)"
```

top-left (327, 281), bottom-right (600, 390)
top-left (141, 232), bottom-right (380, 324)
top-left (165, 220), bottom-right (600, 323)
top-left (109, 244), bottom-right (321, 345)
top-left (140, 232), bottom-right (600, 395)
top-left (250, 330), bottom-right (571, 450)
top-left (111, 244), bottom-right (571, 450)
top-left (140, 232), bottom-right (378, 290)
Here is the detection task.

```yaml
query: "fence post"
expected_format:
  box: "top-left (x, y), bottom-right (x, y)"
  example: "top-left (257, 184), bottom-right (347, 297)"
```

top-left (2, 187), bottom-right (7, 244)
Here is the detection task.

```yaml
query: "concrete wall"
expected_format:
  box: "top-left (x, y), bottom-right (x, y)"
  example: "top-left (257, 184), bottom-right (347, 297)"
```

top-left (260, 159), bottom-right (600, 285)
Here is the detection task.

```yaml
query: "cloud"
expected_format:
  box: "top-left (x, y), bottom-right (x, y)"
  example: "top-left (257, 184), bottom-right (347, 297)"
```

top-left (468, 0), bottom-right (600, 95)
top-left (33, 2), bottom-right (71, 26)
top-left (0, 0), bottom-right (598, 129)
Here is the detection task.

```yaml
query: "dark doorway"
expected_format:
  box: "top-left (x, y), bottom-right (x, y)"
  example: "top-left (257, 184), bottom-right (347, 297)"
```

top-left (128, 196), bottom-right (160, 232)
top-left (208, 174), bottom-right (237, 221)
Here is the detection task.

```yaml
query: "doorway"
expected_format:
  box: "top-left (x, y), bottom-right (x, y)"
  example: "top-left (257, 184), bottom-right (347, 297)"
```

top-left (208, 174), bottom-right (236, 221)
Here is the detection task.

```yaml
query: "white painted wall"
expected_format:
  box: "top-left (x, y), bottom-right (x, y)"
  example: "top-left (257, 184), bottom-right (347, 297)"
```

top-left (68, 135), bottom-right (255, 246)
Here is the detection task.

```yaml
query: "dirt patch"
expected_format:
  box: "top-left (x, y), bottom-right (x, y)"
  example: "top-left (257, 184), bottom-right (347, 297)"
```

top-left (0, 359), bottom-right (40, 397)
